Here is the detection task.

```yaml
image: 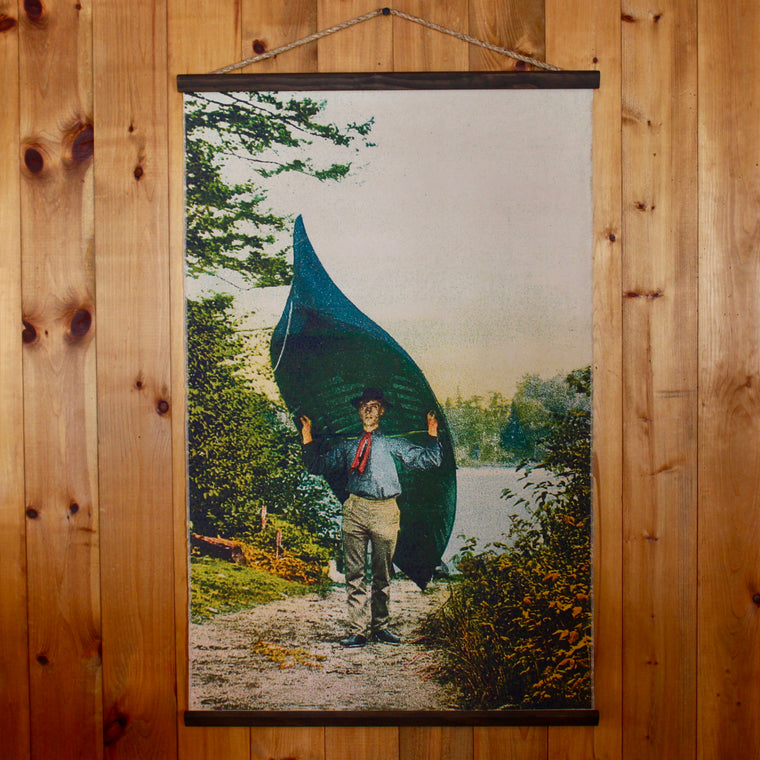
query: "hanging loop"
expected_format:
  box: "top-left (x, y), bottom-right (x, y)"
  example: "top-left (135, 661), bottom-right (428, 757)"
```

top-left (209, 6), bottom-right (562, 75)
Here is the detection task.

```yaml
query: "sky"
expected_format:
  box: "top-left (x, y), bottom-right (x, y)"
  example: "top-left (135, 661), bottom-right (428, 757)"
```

top-left (186, 87), bottom-right (593, 402)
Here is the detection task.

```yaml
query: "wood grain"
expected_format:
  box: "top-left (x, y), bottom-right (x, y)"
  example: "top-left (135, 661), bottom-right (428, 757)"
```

top-left (250, 727), bottom-right (325, 760)
top-left (19, 0), bottom-right (101, 757)
top-left (392, 0), bottom-right (468, 72)
top-left (468, 0), bottom-right (545, 71)
top-left (474, 726), bottom-right (546, 760)
top-left (697, 1), bottom-right (760, 757)
top-left (317, 0), bottom-right (392, 72)
top-left (0, 2), bottom-right (30, 758)
top-left (325, 727), bottom-right (399, 760)
top-left (621, 0), bottom-right (698, 757)
top-left (93, 0), bottom-right (177, 757)
top-left (241, 0), bottom-right (317, 73)
top-left (545, 0), bottom-right (623, 758)
top-left (400, 727), bottom-right (473, 760)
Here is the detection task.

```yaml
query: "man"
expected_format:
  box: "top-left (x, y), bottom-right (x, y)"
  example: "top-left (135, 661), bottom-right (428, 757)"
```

top-left (300, 387), bottom-right (442, 648)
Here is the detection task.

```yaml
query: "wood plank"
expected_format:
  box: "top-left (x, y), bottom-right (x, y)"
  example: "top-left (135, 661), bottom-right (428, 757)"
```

top-left (316, 0), bottom-right (392, 72)
top-left (391, 0), bottom-right (468, 72)
top-left (250, 727), bottom-right (325, 760)
top-left (18, 0), bottom-right (101, 757)
top-left (474, 726), bottom-right (545, 760)
top-left (167, 1), bottom-right (252, 757)
top-left (93, 0), bottom-right (177, 757)
top-left (545, 0), bottom-right (623, 758)
top-left (697, 1), bottom-right (760, 758)
top-left (318, 6), bottom-right (395, 758)
top-left (393, 4), bottom-right (467, 757)
top-left (168, 0), bottom-right (251, 760)
top-left (241, 0), bottom-right (317, 73)
top-left (468, 6), bottom-right (548, 758)
top-left (468, 0), bottom-right (545, 71)
top-left (400, 727), bottom-right (473, 760)
top-left (325, 727), bottom-right (398, 760)
top-left (620, 0), bottom-right (698, 758)
top-left (0, 2), bottom-right (30, 759)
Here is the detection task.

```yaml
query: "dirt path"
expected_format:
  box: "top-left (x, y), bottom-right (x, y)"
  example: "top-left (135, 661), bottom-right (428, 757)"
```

top-left (190, 579), bottom-right (462, 711)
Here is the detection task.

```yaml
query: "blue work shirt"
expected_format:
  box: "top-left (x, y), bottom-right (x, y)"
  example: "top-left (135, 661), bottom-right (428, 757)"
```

top-left (303, 429), bottom-right (442, 500)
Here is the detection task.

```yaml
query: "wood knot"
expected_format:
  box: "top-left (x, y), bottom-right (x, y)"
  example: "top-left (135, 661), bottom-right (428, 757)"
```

top-left (36, 654), bottom-right (49, 665)
top-left (753, 593), bottom-right (760, 606)
top-left (22, 320), bottom-right (37, 344)
top-left (0, 14), bottom-right (18, 31)
top-left (24, 147), bottom-right (44, 174)
top-left (26, 507), bottom-right (39, 519)
top-left (23, 0), bottom-right (43, 23)
top-left (156, 399), bottom-right (170, 415)
top-left (69, 308), bottom-right (92, 338)
top-left (252, 39), bottom-right (266, 55)
top-left (134, 165), bottom-right (144, 180)
top-left (104, 715), bottom-right (128, 746)
top-left (69, 502), bottom-right (80, 515)
top-left (70, 123), bottom-right (94, 164)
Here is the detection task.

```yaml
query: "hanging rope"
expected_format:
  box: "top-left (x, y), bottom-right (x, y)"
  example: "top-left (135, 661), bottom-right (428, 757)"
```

top-left (210, 6), bottom-right (562, 75)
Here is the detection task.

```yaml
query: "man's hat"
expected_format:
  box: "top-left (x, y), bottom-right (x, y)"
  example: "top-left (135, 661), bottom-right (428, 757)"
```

top-left (351, 387), bottom-right (393, 409)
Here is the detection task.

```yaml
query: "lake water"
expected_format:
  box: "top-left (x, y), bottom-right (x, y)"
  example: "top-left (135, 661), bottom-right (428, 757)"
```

top-left (441, 466), bottom-right (546, 565)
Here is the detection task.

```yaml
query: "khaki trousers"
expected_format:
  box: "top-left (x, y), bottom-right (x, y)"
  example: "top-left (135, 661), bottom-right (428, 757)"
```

top-left (342, 494), bottom-right (400, 634)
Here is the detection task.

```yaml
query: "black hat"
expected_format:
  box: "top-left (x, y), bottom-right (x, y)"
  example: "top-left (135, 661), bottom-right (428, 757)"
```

top-left (351, 387), bottom-right (393, 409)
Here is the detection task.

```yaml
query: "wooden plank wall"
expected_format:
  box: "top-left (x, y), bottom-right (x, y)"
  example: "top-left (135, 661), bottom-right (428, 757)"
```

top-left (1, 0), bottom-right (759, 759)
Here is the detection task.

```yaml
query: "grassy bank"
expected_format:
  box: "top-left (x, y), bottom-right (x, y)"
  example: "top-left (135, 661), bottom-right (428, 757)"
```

top-left (190, 556), bottom-right (316, 623)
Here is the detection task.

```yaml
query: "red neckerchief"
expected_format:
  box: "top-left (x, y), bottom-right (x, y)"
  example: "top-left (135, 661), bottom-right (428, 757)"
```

top-left (350, 431), bottom-right (372, 474)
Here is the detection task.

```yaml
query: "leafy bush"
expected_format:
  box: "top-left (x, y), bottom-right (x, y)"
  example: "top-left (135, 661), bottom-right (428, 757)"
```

top-left (419, 367), bottom-right (592, 709)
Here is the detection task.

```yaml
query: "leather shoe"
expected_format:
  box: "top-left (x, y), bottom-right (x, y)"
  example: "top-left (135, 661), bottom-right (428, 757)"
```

top-left (339, 633), bottom-right (367, 648)
top-left (373, 629), bottom-right (402, 645)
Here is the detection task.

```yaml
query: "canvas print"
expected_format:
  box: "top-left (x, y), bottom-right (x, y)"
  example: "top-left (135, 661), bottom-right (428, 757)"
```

top-left (181, 75), bottom-right (595, 719)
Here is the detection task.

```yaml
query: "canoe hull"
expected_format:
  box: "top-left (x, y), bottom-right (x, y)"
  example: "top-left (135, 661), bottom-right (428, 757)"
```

top-left (270, 217), bottom-right (457, 589)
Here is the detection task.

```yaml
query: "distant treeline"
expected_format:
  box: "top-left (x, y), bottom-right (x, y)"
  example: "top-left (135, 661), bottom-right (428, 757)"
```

top-left (444, 371), bottom-right (592, 466)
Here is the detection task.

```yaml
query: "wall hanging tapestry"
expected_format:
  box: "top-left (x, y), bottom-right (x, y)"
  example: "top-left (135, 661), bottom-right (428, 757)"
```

top-left (178, 70), bottom-right (599, 726)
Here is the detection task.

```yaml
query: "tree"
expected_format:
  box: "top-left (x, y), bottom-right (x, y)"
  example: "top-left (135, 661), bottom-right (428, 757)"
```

top-left (500, 373), bottom-right (590, 462)
top-left (184, 91), bottom-right (374, 284)
top-left (186, 294), bottom-right (340, 551)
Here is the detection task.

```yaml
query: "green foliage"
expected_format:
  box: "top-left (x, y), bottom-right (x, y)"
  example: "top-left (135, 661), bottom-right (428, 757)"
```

top-left (190, 556), bottom-right (312, 623)
top-left (184, 91), bottom-right (374, 283)
top-left (420, 367), bottom-right (592, 709)
top-left (501, 372), bottom-right (591, 463)
top-left (187, 294), bottom-right (340, 551)
top-left (444, 392), bottom-right (513, 465)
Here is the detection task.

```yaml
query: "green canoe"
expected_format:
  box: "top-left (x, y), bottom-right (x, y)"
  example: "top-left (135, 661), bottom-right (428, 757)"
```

top-left (270, 216), bottom-right (457, 590)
